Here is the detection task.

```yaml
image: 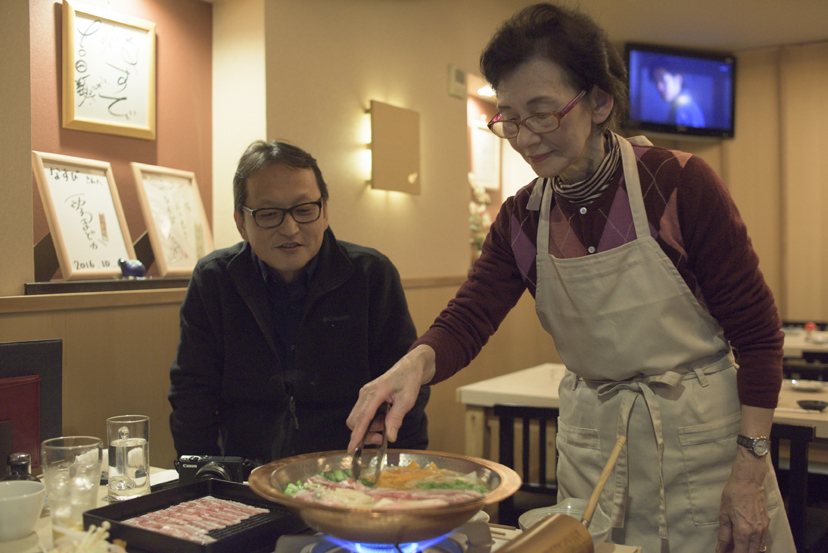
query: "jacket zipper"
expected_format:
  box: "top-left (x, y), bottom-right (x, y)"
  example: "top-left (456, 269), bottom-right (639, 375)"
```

top-left (289, 395), bottom-right (299, 430)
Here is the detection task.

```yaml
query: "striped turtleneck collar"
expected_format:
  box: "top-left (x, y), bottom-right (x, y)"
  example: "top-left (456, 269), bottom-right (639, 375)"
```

top-left (551, 132), bottom-right (620, 206)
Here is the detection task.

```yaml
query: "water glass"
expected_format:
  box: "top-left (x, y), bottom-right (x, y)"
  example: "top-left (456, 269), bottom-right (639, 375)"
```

top-left (106, 415), bottom-right (150, 501)
top-left (41, 436), bottom-right (102, 539)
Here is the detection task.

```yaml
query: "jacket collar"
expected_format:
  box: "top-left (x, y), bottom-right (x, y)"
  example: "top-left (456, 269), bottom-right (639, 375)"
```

top-left (225, 227), bottom-right (353, 358)
top-left (306, 227), bottom-right (354, 302)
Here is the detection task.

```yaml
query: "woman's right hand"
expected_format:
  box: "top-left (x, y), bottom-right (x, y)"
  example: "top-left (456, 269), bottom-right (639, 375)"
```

top-left (346, 344), bottom-right (436, 452)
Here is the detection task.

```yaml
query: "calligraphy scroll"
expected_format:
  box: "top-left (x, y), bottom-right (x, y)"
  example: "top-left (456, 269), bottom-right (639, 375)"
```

top-left (62, 0), bottom-right (156, 140)
top-left (32, 151), bottom-right (136, 280)
top-left (131, 163), bottom-right (214, 277)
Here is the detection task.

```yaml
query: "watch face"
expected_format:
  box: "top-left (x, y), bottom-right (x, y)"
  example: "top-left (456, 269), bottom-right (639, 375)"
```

top-left (738, 435), bottom-right (770, 457)
top-left (753, 437), bottom-right (770, 456)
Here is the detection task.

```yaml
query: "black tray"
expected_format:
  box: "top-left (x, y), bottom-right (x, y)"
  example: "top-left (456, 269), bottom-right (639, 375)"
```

top-left (84, 480), bottom-right (309, 553)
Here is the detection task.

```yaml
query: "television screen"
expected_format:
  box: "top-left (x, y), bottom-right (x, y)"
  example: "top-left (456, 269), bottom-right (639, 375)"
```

top-left (625, 43), bottom-right (736, 139)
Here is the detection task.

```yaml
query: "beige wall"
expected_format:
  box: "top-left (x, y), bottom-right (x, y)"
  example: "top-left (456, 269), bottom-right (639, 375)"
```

top-left (779, 43), bottom-right (828, 320)
top-left (0, 1), bottom-right (33, 296)
top-left (719, 43), bottom-right (828, 322)
top-left (211, 0), bottom-right (539, 280)
top-left (212, 0), bottom-right (266, 249)
top-left (723, 48), bottom-right (783, 305)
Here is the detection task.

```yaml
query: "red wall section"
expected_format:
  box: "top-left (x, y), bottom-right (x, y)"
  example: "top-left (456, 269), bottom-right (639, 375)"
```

top-left (30, 0), bottom-right (213, 269)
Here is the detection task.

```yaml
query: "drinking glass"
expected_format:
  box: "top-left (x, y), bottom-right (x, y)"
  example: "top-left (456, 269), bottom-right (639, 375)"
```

top-left (41, 436), bottom-right (102, 539)
top-left (106, 415), bottom-right (150, 501)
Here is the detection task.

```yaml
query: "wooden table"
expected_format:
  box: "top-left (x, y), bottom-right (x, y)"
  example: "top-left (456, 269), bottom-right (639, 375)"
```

top-left (783, 328), bottom-right (828, 358)
top-left (456, 364), bottom-right (564, 460)
top-left (773, 382), bottom-right (828, 438)
top-left (456, 363), bottom-right (828, 460)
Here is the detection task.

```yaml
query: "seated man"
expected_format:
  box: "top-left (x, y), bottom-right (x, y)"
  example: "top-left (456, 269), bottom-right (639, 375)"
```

top-left (169, 140), bottom-right (429, 465)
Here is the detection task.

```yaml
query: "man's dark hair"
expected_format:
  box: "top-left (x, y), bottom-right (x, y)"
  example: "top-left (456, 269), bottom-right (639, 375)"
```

top-left (233, 140), bottom-right (329, 214)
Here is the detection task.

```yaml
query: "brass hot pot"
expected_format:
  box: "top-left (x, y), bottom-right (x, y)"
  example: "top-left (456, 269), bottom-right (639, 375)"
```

top-left (248, 449), bottom-right (521, 544)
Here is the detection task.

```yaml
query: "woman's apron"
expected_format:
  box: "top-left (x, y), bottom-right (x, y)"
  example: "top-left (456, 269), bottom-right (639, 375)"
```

top-left (533, 134), bottom-right (794, 552)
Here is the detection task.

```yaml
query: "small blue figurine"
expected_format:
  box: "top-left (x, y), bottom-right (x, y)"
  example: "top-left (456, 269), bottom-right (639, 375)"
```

top-left (119, 258), bottom-right (147, 278)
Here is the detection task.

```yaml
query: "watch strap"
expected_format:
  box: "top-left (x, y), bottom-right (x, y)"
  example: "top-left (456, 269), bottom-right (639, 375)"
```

top-left (737, 434), bottom-right (770, 457)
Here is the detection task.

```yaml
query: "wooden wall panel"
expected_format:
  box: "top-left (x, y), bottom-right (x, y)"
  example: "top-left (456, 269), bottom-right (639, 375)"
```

top-left (0, 281), bottom-right (560, 468)
top-left (780, 43), bottom-right (828, 321)
top-left (0, 296), bottom-right (181, 469)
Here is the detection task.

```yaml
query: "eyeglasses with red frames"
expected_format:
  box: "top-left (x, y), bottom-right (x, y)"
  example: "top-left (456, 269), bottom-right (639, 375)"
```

top-left (487, 89), bottom-right (588, 139)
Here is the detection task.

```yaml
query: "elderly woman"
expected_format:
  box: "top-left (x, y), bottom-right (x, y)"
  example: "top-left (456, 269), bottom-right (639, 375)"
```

top-left (347, 4), bottom-right (794, 552)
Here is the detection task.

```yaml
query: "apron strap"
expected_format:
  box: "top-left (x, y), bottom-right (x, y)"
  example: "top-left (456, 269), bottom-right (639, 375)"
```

top-left (616, 136), bottom-right (651, 241)
top-left (600, 374), bottom-right (673, 540)
top-left (594, 355), bottom-right (734, 540)
top-left (537, 179), bottom-right (553, 255)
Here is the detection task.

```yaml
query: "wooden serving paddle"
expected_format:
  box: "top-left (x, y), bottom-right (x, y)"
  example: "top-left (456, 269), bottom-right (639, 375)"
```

top-left (496, 435), bottom-right (627, 553)
top-left (581, 435), bottom-right (626, 527)
top-left (496, 513), bottom-right (595, 553)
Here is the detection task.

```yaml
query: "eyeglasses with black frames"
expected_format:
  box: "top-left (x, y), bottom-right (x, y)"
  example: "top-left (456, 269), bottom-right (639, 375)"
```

top-left (242, 199), bottom-right (323, 229)
top-left (487, 89), bottom-right (588, 139)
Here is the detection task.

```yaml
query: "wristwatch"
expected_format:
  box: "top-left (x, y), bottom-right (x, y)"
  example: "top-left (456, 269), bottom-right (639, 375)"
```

top-left (737, 434), bottom-right (770, 457)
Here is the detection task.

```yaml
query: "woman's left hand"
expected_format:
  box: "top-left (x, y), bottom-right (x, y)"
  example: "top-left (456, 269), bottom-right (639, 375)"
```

top-left (716, 450), bottom-right (770, 553)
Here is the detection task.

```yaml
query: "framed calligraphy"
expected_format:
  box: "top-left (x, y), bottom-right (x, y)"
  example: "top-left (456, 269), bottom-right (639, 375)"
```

top-left (61, 0), bottom-right (157, 140)
top-left (32, 151), bottom-right (136, 280)
top-left (131, 163), bottom-right (214, 277)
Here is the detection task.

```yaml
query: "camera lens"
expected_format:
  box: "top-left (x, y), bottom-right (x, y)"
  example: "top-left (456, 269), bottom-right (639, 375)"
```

top-left (193, 461), bottom-right (233, 482)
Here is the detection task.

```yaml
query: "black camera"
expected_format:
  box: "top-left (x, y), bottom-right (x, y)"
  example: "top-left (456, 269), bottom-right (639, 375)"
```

top-left (175, 455), bottom-right (254, 484)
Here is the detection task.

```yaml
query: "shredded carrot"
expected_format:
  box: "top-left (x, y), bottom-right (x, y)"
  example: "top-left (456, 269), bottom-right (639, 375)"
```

top-left (376, 461), bottom-right (456, 489)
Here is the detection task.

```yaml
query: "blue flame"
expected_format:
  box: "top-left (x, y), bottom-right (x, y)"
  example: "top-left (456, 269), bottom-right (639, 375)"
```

top-left (324, 533), bottom-right (451, 553)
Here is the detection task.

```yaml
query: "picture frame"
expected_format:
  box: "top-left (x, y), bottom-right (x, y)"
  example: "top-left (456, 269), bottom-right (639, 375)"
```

top-left (32, 151), bottom-right (136, 280)
top-left (470, 121), bottom-right (501, 190)
top-left (131, 163), bottom-right (214, 277)
top-left (62, 0), bottom-right (157, 140)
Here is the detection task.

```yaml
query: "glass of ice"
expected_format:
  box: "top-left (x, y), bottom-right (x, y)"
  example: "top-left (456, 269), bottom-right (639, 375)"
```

top-left (106, 415), bottom-right (150, 501)
top-left (40, 436), bottom-right (102, 539)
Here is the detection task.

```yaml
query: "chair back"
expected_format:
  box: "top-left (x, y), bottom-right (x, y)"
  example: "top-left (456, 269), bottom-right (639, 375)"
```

top-left (801, 351), bottom-right (828, 365)
top-left (770, 422), bottom-right (815, 553)
top-left (782, 357), bottom-right (828, 380)
top-left (493, 404), bottom-right (559, 526)
top-left (0, 340), bottom-right (62, 470)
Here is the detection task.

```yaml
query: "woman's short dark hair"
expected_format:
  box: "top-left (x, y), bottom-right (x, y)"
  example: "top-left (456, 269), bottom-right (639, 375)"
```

top-left (233, 140), bottom-right (329, 214)
top-left (479, 3), bottom-right (629, 132)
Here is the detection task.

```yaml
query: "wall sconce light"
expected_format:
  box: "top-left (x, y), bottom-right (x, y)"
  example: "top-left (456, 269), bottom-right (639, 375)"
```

top-left (368, 100), bottom-right (420, 195)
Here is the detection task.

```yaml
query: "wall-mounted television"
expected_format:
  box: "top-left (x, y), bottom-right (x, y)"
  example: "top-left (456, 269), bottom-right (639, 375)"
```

top-left (625, 42), bottom-right (736, 139)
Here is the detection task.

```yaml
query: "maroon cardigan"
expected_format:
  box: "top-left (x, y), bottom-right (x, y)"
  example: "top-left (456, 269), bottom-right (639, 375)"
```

top-left (416, 142), bottom-right (783, 408)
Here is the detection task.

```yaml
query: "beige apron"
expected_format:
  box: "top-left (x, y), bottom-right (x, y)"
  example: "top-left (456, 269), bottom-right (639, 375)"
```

top-left (533, 134), bottom-right (794, 552)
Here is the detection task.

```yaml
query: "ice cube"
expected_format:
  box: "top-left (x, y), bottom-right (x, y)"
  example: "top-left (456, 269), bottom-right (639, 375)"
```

top-left (69, 476), bottom-right (95, 505)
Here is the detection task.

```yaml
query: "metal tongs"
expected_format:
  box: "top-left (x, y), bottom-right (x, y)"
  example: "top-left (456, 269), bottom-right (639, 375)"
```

top-left (351, 402), bottom-right (389, 484)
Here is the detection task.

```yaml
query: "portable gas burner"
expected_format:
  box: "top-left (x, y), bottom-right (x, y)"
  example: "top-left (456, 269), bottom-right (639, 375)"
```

top-left (273, 520), bottom-right (521, 553)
